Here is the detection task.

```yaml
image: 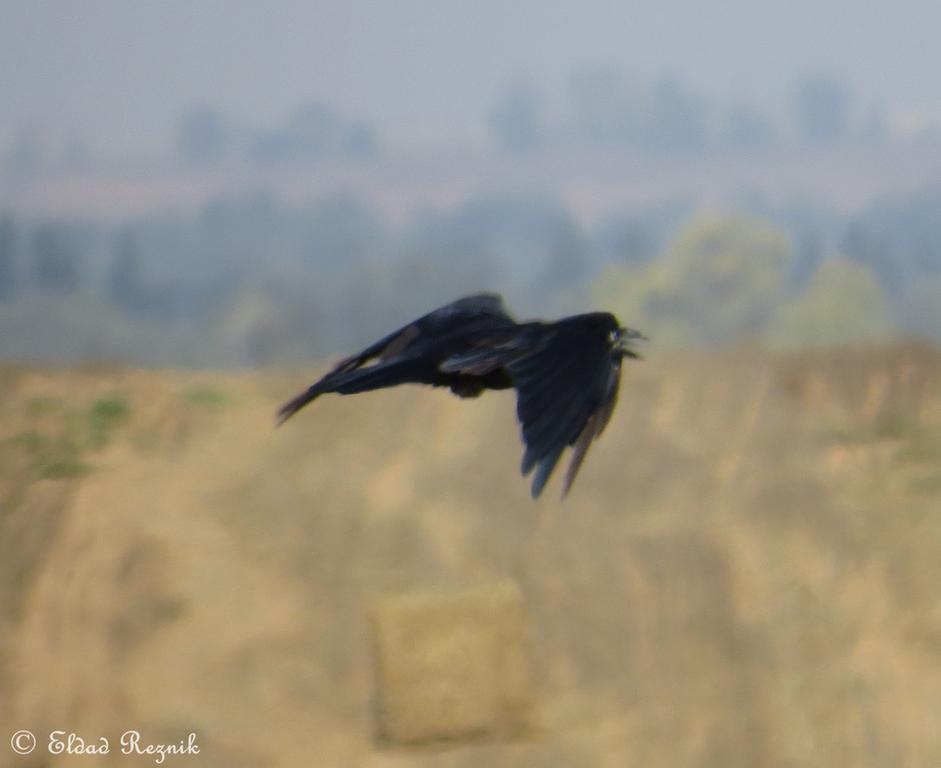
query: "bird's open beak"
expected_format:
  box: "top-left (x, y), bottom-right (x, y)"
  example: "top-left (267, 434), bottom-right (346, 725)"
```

top-left (616, 327), bottom-right (648, 358)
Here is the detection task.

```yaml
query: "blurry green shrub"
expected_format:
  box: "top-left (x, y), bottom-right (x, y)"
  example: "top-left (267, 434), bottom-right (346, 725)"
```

top-left (596, 213), bottom-right (793, 346)
top-left (766, 258), bottom-right (890, 349)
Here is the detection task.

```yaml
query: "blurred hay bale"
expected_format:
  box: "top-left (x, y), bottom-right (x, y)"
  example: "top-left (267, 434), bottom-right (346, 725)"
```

top-left (372, 581), bottom-right (532, 744)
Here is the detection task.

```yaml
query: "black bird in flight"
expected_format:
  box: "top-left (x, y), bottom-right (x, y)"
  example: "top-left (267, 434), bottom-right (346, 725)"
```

top-left (277, 294), bottom-right (645, 498)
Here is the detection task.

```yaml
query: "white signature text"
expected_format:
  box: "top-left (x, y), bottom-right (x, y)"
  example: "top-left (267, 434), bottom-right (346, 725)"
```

top-left (47, 730), bottom-right (200, 764)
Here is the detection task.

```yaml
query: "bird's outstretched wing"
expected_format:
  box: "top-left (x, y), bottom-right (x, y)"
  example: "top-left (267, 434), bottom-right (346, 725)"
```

top-left (277, 293), bottom-right (512, 424)
top-left (332, 292), bottom-right (512, 374)
top-left (506, 316), bottom-right (623, 498)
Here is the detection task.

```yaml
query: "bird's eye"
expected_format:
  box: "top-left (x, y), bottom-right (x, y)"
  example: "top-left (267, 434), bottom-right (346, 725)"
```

top-left (608, 328), bottom-right (621, 345)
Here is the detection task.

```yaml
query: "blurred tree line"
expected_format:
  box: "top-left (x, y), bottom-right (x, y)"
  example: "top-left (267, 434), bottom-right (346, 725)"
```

top-left (177, 102), bottom-right (379, 169)
top-left (489, 70), bottom-right (888, 156)
top-left (170, 70), bottom-right (882, 169)
top-left (596, 214), bottom-right (893, 349)
top-left (1, 184), bottom-right (940, 366)
top-left (1, 68), bottom-right (914, 182)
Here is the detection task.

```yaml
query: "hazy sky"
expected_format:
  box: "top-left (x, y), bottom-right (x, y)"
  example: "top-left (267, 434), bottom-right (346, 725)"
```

top-left (3, 0), bottom-right (940, 153)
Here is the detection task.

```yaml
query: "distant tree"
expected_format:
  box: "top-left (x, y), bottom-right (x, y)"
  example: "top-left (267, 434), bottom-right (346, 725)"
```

top-left (723, 103), bottom-right (775, 151)
top-left (252, 103), bottom-right (340, 165)
top-left (406, 195), bottom-right (582, 290)
top-left (215, 291), bottom-right (286, 367)
top-left (109, 229), bottom-right (146, 312)
top-left (0, 214), bottom-right (17, 301)
top-left (178, 105), bottom-right (229, 166)
top-left (288, 103), bottom-right (338, 157)
top-left (734, 196), bottom-right (843, 291)
top-left (196, 191), bottom-right (280, 275)
top-left (540, 216), bottom-right (589, 294)
top-left (844, 187), bottom-right (941, 294)
top-left (4, 127), bottom-right (44, 177)
top-left (568, 67), bottom-right (641, 147)
top-left (595, 214), bottom-right (657, 266)
top-left (794, 75), bottom-right (852, 146)
top-left (597, 215), bottom-right (794, 346)
top-left (645, 77), bottom-right (708, 153)
top-left (387, 246), bottom-right (499, 326)
top-left (488, 81), bottom-right (545, 154)
top-left (766, 259), bottom-right (890, 348)
top-left (792, 230), bottom-right (824, 292)
top-left (895, 275), bottom-right (941, 342)
top-left (342, 121), bottom-right (379, 160)
top-left (298, 195), bottom-right (386, 268)
top-left (251, 130), bottom-right (292, 165)
top-left (32, 223), bottom-right (84, 294)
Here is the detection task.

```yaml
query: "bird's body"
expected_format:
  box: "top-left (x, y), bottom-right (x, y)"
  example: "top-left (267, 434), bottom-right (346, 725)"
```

top-left (277, 293), bottom-right (644, 498)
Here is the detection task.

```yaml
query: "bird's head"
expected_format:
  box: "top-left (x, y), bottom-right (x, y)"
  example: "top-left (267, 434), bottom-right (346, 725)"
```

top-left (611, 326), bottom-right (648, 359)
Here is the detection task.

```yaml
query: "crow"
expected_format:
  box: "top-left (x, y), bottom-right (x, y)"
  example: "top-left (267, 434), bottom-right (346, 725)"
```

top-left (277, 293), bottom-right (645, 498)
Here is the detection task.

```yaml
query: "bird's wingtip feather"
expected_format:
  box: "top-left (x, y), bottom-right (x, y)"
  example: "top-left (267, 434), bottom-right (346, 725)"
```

top-left (275, 386), bottom-right (321, 427)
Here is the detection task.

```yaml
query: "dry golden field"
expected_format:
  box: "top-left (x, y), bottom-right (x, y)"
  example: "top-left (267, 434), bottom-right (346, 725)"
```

top-left (1, 343), bottom-right (940, 767)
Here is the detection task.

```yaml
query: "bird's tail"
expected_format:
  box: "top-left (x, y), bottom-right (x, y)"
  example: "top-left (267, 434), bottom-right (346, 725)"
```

top-left (276, 361), bottom-right (417, 425)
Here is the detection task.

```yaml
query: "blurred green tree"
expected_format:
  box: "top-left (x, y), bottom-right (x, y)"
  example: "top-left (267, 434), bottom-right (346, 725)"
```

top-left (766, 258), bottom-right (890, 348)
top-left (598, 214), bottom-right (794, 346)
